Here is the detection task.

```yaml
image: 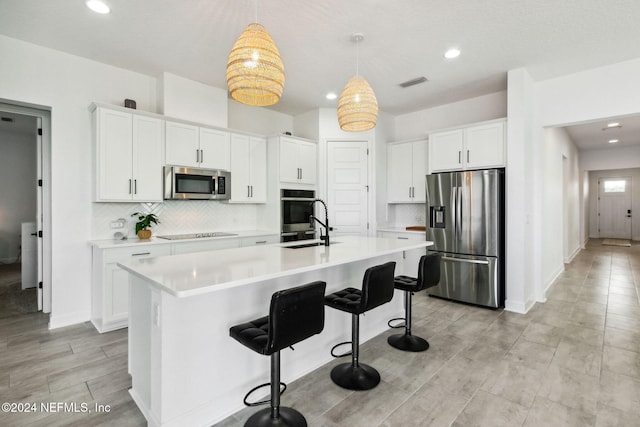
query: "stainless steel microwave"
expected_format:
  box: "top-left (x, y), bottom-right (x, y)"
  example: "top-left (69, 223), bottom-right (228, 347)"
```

top-left (164, 166), bottom-right (231, 200)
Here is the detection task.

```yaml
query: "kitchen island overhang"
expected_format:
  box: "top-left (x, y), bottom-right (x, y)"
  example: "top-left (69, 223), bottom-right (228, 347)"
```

top-left (118, 236), bottom-right (432, 427)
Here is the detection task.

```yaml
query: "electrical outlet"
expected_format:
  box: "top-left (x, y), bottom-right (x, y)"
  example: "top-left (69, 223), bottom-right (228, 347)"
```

top-left (110, 218), bottom-right (126, 229)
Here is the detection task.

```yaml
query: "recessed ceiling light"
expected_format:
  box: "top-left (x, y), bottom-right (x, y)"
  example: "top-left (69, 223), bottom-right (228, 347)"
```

top-left (444, 48), bottom-right (461, 59)
top-left (607, 122), bottom-right (620, 127)
top-left (86, 0), bottom-right (110, 14)
top-left (608, 139), bottom-right (619, 144)
top-left (326, 92), bottom-right (337, 100)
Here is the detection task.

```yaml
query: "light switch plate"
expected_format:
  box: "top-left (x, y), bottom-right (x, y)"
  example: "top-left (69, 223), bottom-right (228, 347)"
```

top-left (110, 218), bottom-right (126, 229)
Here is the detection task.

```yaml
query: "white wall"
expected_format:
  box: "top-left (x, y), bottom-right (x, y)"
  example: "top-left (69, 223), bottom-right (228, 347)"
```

top-left (580, 145), bottom-right (640, 171)
top-left (0, 127), bottom-right (37, 263)
top-left (587, 168), bottom-right (640, 241)
top-left (0, 35), bottom-right (158, 328)
top-left (393, 91), bottom-right (507, 141)
top-left (228, 101), bottom-right (294, 136)
top-left (541, 127), bottom-right (580, 289)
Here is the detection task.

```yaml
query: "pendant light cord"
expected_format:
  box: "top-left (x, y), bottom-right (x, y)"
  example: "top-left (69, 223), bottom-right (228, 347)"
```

top-left (253, 0), bottom-right (258, 23)
top-left (355, 37), bottom-right (360, 76)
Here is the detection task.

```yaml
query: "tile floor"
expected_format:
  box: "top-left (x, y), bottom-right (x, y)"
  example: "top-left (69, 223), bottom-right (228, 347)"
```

top-left (0, 239), bottom-right (638, 426)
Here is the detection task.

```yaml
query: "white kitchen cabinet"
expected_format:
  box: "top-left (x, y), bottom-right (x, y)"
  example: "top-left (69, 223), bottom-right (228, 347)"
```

top-left (165, 121), bottom-right (231, 170)
top-left (93, 106), bottom-right (164, 202)
top-left (429, 119), bottom-right (505, 172)
top-left (387, 139), bottom-right (428, 203)
top-left (240, 234), bottom-right (280, 247)
top-left (377, 231), bottom-right (427, 276)
top-left (91, 244), bottom-right (171, 333)
top-left (278, 136), bottom-right (317, 185)
top-left (171, 238), bottom-right (241, 255)
top-left (230, 134), bottom-right (267, 203)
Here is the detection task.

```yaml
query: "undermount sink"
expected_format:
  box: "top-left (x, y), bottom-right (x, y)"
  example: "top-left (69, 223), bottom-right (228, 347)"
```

top-left (284, 241), bottom-right (340, 249)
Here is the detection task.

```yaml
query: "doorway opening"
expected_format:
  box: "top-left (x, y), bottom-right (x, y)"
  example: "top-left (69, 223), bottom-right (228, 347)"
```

top-left (0, 101), bottom-right (51, 319)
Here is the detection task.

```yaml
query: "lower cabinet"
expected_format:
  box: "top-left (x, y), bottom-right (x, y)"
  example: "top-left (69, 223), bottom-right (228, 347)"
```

top-left (91, 234), bottom-right (281, 333)
top-left (92, 244), bottom-right (171, 333)
top-left (377, 231), bottom-right (427, 277)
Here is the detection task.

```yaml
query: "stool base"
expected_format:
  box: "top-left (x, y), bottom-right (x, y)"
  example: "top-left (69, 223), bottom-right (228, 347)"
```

top-left (387, 333), bottom-right (429, 352)
top-left (330, 362), bottom-right (380, 391)
top-left (245, 406), bottom-right (307, 427)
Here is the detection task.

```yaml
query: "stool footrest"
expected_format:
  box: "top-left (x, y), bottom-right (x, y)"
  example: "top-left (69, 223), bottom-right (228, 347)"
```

top-left (245, 406), bottom-right (307, 427)
top-left (330, 362), bottom-right (380, 390)
top-left (243, 382), bottom-right (287, 407)
top-left (387, 317), bottom-right (405, 329)
top-left (387, 333), bottom-right (429, 352)
top-left (330, 341), bottom-right (352, 358)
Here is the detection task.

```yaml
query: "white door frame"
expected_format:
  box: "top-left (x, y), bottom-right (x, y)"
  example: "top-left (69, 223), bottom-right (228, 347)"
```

top-left (0, 100), bottom-right (52, 313)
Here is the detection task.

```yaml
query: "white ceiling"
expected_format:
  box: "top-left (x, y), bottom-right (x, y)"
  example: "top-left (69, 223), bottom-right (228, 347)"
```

top-left (564, 114), bottom-right (640, 151)
top-left (1, 1), bottom-right (640, 149)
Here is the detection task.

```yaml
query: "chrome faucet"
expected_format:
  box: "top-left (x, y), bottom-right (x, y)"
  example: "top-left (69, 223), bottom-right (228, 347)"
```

top-left (309, 198), bottom-right (330, 246)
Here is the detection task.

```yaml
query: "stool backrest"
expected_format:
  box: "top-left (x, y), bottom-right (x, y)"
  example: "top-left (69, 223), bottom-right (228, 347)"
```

top-left (267, 281), bottom-right (327, 353)
top-left (360, 261), bottom-right (396, 312)
top-left (417, 253), bottom-right (441, 291)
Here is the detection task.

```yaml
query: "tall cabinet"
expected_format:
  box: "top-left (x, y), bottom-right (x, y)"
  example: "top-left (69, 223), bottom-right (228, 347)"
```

top-left (91, 104), bottom-right (164, 202)
top-left (387, 139), bottom-right (428, 203)
top-left (230, 134), bottom-right (267, 202)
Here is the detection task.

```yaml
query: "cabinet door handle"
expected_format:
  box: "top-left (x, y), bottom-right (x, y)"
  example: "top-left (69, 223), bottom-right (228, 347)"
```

top-left (200, 149), bottom-right (204, 163)
top-left (300, 168), bottom-right (303, 180)
top-left (247, 186), bottom-right (250, 197)
top-left (458, 151), bottom-right (461, 164)
top-left (129, 179), bottom-right (132, 194)
top-left (250, 185), bottom-right (253, 197)
top-left (467, 150), bottom-right (469, 163)
top-left (132, 252), bottom-right (151, 257)
top-left (196, 149), bottom-right (200, 163)
top-left (409, 187), bottom-right (412, 198)
top-left (134, 179), bottom-right (137, 194)
top-left (397, 237), bottom-right (409, 240)
top-left (255, 240), bottom-right (267, 244)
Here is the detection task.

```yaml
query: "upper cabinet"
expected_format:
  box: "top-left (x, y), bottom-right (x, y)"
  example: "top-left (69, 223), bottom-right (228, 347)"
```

top-left (92, 106), bottom-right (164, 202)
top-left (230, 134), bottom-right (267, 203)
top-left (165, 121), bottom-right (231, 171)
top-left (429, 119), bottom-right (506, 173)
top-left (387, 139), bottom-right (428, 203)
top-left (277, 136), bottom-right (317, 185)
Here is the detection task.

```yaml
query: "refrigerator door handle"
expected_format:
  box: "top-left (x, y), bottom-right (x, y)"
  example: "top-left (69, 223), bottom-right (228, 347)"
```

top-left (456, 186), bottom-right (462, 240)
top-left (442, 256), bottom-right (490, 265)
top-left (451, 186), bottom-right (457, 239)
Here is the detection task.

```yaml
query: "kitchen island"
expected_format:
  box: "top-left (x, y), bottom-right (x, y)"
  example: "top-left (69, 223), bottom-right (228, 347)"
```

top-left (118, 236), bottom-right (432, 427)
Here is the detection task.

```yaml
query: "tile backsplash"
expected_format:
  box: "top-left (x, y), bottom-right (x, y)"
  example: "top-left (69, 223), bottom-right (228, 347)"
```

top-left (92, 201), bottom-right (260, 240)
top-left (386, 203), bottom-right (426, 227)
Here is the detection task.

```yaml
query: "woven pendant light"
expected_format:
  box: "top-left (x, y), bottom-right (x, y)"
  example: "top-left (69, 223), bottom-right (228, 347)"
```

top-left (226, 22), bottom-right (285, 107)
top-left (337, 34), bottom-right (378, 132)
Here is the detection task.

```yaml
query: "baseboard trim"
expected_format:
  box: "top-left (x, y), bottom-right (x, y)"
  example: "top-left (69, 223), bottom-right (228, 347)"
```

top-left (564, 245), bottom-right (581, 264)
top-left (48, 310), bottom-right (90, 330)
top-left (505, 296), bottom-right (536, 314)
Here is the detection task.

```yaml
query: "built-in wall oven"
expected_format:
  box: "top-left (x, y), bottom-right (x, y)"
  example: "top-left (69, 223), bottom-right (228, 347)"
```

top-left (281, 189), bottom-right (316, 242)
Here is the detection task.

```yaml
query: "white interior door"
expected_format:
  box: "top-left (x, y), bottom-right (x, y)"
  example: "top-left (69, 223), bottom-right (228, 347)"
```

top-left (598, 177), bottom-right (632, 239)
top-left (21, 222), bottom-right (37, 290)
top-left (327, 141), bottom-right (369, 236)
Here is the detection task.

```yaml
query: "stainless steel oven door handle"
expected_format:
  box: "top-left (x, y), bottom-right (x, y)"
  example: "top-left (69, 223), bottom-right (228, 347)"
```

top-left (442, 256), bottom-right (490, 265)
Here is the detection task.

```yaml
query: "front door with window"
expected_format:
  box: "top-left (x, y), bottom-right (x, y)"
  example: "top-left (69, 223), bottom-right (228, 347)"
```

top-left (598, 177), bottom-right (632, 239)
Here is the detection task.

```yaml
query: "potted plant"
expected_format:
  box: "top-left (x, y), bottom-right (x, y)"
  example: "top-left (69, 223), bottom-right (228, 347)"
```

top-left (131, 212), bottom-right (159, 240)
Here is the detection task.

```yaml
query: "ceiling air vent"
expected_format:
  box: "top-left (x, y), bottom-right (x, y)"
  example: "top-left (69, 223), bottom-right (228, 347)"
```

top-left (398, 76), bottom-right (428, 88)
top-left (1, 117), bottom-right (14, 123)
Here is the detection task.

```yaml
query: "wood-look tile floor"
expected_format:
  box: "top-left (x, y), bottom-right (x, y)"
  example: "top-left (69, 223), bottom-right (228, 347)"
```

top-left (1, 239), bottom-right (638, 426)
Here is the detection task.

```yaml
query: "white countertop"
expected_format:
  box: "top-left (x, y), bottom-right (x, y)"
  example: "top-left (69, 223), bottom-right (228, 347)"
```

top-left (377, 227), bottom-right (426, 234)
top-left (118, 236), bottom-right (433, 298)
top-left (90, 229), bottom-right (279, 249)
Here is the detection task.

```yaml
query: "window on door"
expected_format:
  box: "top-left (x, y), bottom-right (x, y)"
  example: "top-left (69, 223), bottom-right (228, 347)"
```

top-left (603, 180), bottom-right (626, 193)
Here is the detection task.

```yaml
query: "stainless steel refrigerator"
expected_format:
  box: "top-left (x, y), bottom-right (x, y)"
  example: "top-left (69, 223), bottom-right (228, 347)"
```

top-left (426, 169), bottom-right (505, 308)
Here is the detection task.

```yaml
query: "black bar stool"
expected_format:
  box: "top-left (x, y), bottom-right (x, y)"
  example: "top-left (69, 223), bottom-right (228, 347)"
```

top-left (229, 281), bottom-right (326, 427)
top-left (387, 253), bottom-right (441, 352)
top-left (324, 261), bottom-right (396, 390)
